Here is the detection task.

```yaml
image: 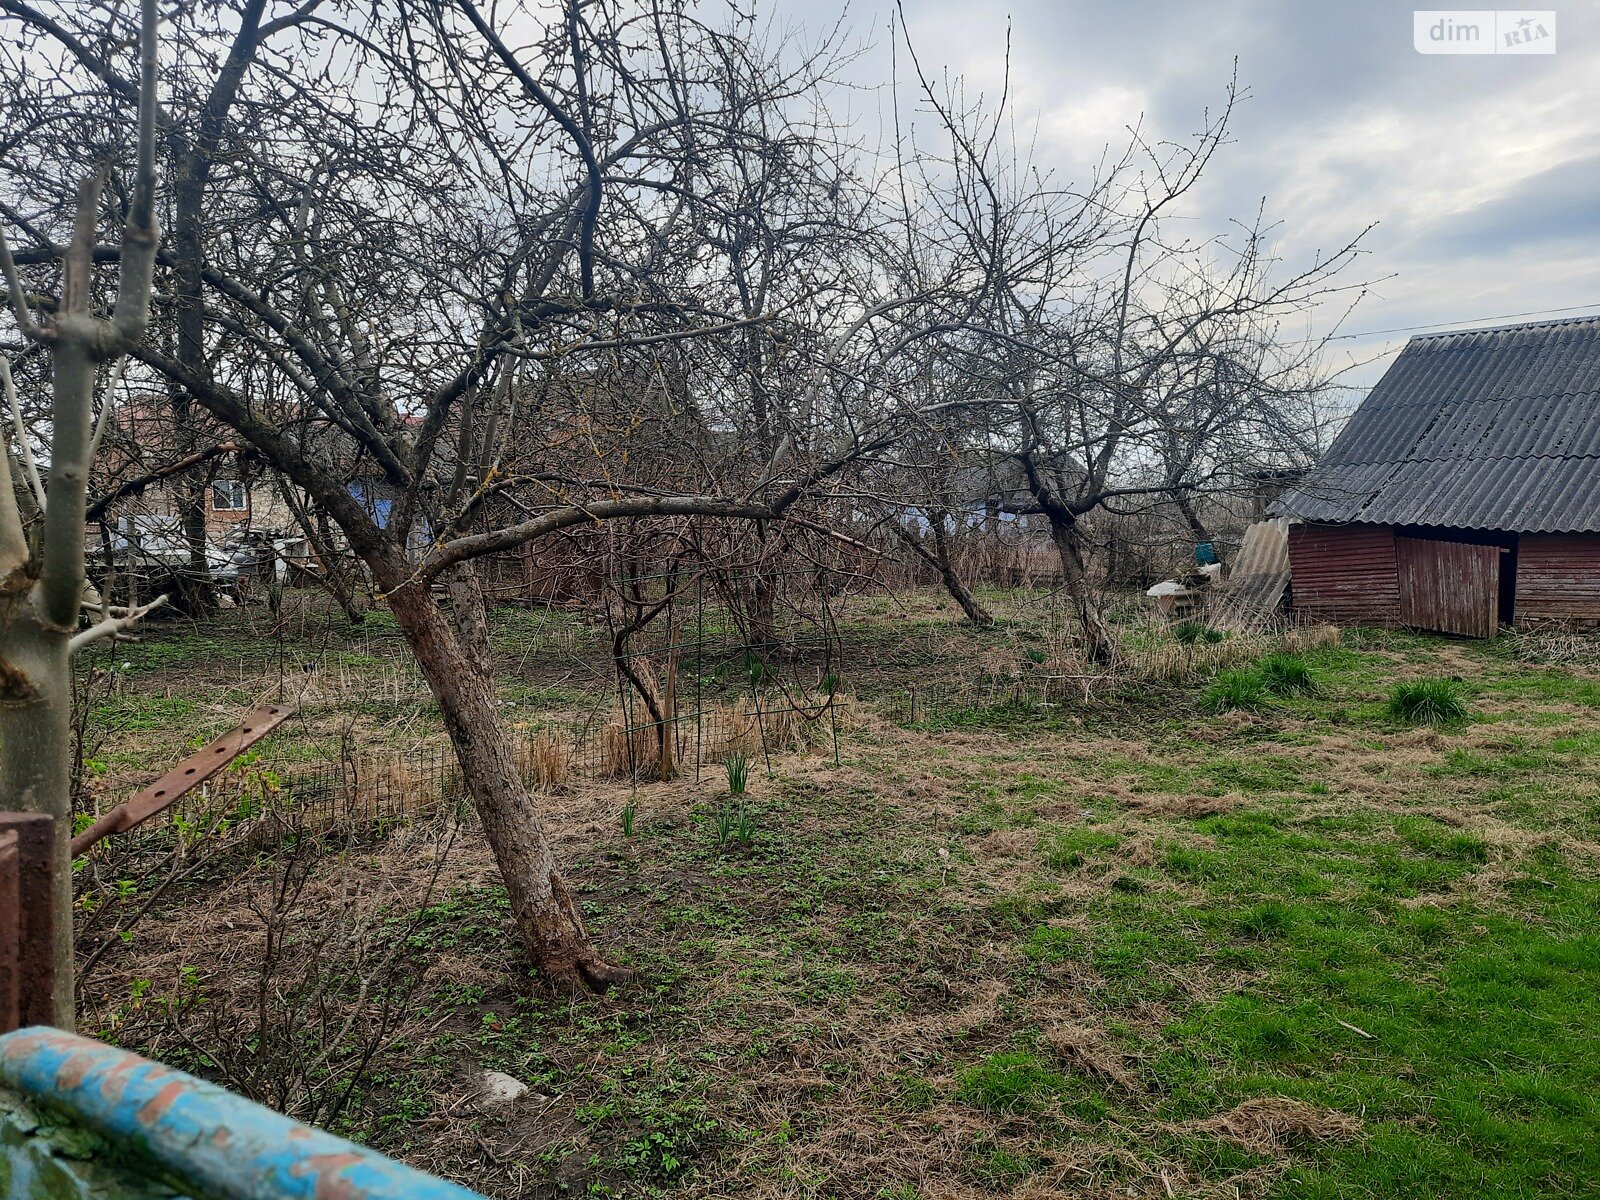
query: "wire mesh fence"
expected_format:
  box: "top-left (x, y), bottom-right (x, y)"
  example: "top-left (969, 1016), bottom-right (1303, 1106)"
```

top-left (83, 563), bottom-right (1340, 860)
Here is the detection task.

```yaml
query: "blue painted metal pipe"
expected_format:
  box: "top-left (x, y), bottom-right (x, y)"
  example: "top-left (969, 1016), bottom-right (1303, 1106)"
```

top-left (0, 1027), bottom-right (486, 1200)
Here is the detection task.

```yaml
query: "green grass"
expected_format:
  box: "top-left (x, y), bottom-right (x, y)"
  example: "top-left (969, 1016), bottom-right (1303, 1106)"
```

top-left (83, 607), bottom-right (1600, 1199)
top-left (91, 693), bottom-right (201, 731)
top-left (1388, 678), bottom-right (1470, 725)
top-left (1258, 652), bottom-right (1317, 696)
top-left (1199, 669), bottom-right (1270, 714)
top-left (957, 1050), bottom-right (1069, 1114)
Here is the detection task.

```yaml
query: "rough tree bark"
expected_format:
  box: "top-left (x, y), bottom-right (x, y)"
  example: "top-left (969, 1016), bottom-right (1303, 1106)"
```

top-left (1047, 519), bottom-right (1118, 665)
top-left (382, 576), bottom-right (631, 993)
top-left (446, 560), bottom-right (494, 668)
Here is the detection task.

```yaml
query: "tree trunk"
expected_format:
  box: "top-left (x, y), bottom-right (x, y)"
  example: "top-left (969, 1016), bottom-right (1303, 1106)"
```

top-left (891, 518), bottom-right (994, 626)
top-left (446, 560), bottom-right (493, 668)
top-left (174, 470), bottom-right (216, 615)
top-left (383, 580), bottom-right (630, 994)
top-left (747, 573), bottom-right (778, 652)
top-left (1173, 492), bottom-right (1212, 545)
top-left (1048, 519), bottom-right (1117, 665)
top-left (610, 632), bottom-right (671, 779)
top-left (0, 610), bottom-right (74, 1025)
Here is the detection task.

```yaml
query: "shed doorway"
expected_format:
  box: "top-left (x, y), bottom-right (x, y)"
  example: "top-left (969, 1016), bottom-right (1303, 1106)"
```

top-left (1395, 536), bottom-right (1503, 638)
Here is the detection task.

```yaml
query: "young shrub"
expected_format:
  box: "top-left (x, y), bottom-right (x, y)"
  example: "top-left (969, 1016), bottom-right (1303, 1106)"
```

top-left (1174, 621), bottom-right (1225, 645)
top-left (1258, 653), bottom-right (1316, 697)
top-left (725, 751), bottom-right (750, 797)
top-left (1199, 669), bottom-right (1270, 714)
top-left (1388, 678), bottom-right (1469, 725)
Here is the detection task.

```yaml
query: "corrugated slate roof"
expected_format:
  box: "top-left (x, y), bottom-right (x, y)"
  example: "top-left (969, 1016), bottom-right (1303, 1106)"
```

top-left (1275, 314), bottom-right (1600, 532)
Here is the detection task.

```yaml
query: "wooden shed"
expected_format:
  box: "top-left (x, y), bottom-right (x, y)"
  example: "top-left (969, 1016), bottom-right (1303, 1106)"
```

top-left (1275, 316), bottom-right (1600, 637)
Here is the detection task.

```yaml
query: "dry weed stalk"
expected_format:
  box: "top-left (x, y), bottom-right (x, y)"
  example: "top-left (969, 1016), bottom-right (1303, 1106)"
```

top-left (601, 720), bottom-right (661, 778)
top-left (1505, 626), bottom-right (1599, 666)
top-left (522, 729), bottom-right (571, 791)
top-left (1281, 624), bottom-right (1342, 653)
top-left (89, 815), bottom-right (460, 1133)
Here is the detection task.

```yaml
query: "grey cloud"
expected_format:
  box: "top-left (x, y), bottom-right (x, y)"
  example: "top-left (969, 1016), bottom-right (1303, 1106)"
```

top-left (1417, 154), bottom-right (1600, 257)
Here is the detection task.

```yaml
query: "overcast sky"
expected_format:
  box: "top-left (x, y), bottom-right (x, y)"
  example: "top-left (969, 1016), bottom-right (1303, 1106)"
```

top-left (766, 0), bottom-right (1599, 388)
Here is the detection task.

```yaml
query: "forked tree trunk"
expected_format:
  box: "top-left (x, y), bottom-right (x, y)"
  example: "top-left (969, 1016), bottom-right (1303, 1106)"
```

top-left (382, 579), bottom-right (630, 994)
top-left (1048, 519), bottom-right (1117, 665)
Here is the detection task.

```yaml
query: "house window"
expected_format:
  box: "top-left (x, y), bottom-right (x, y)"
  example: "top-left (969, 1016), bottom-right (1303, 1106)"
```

top-left (212, 479), bottom-right (247, 512)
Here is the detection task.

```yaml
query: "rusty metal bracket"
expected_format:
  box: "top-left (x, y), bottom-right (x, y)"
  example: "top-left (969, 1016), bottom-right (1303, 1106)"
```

top-left (0, 812), bottom-right (55, 1034)
top-left (71, 703), bottom-right (294, 857)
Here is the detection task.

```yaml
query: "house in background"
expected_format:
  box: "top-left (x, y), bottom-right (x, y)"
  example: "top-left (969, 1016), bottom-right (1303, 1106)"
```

top-left (1275, 316), bottom-right (1600, 636)
top-left (91, 395), bottom-right (306, 594)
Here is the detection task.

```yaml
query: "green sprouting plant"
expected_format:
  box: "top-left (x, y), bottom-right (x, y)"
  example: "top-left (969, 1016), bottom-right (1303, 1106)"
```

top-left (1389, 678), bottom-right (1469, 725)
top-left (1199, 669), bottom-right (1270, 714)
top-left (725, 752), bottom-right (750, 797)
top-left (1259, 652), bottom-right (1317, 696)
top-left (1175, 620), bottom-right (1225, 645)
top-left (713, 803), bottom-right (757, 848)
top-left (743, 653), bottom-right (771, 687)
top-left (621, 800), bottom-right (637, 837)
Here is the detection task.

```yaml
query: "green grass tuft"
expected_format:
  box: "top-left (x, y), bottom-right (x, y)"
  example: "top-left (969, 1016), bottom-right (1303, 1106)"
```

top-left (1388, 678), bottom-right (1469, 725)
top-left (1258, 653), bottom-right (1317, 697)
top-left (1175, 621), bottom-right (1225, 645)
top-left (1199, 669), bottom-right (1270, 714)
top-left (725, 752), bottom-right (750, 796)
top-left (956, 1051), bottom-right (1067, 1113)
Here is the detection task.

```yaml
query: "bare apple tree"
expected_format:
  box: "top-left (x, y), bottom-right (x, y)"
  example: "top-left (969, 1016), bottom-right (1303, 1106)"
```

top-left (0, 0), bottom-right (162, 1026)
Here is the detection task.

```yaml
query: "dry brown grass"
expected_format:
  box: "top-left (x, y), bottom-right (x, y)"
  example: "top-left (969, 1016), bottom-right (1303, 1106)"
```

top-left (1504, 626), bottom-right (1600, 666)
top-left (600, 719), bottom-right (661, 778)
top-left (520, 729), bottom-right (571, 791)
top-left (79, 600), bottom-right (1600, 1200)
top-left (1280, 623), bottom-right (1342, 653)
top-left (1181, 1098), bottom-right (1363, 1152)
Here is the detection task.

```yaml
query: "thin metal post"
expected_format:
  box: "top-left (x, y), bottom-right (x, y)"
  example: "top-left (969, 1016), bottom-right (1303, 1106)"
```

top-left (694, 576), bottom-right (704, 782)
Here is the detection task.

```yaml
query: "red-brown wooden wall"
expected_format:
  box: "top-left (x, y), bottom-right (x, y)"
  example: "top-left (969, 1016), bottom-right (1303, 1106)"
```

top-left (1287, 523), bottom-right (1404, 625)
top-left (1516, 534), bottom-right (1600, 622)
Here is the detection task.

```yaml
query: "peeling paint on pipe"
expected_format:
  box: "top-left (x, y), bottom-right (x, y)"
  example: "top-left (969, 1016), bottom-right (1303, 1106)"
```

top-left (0, 1027), bottom-right (486, 1200)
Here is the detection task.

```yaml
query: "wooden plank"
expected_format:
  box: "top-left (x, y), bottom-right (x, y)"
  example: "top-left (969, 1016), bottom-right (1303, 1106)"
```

top-left (71, 704), bottom-right (294, 855)
top-left (1287, 523), bottom-right (1403, 625)
top-left (0, 812), bottom-right (55, 1034)
top-left (1396, 537), bottom-right (1500, 637)
top-left (1516, 534), bottom-right (1600, 618)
